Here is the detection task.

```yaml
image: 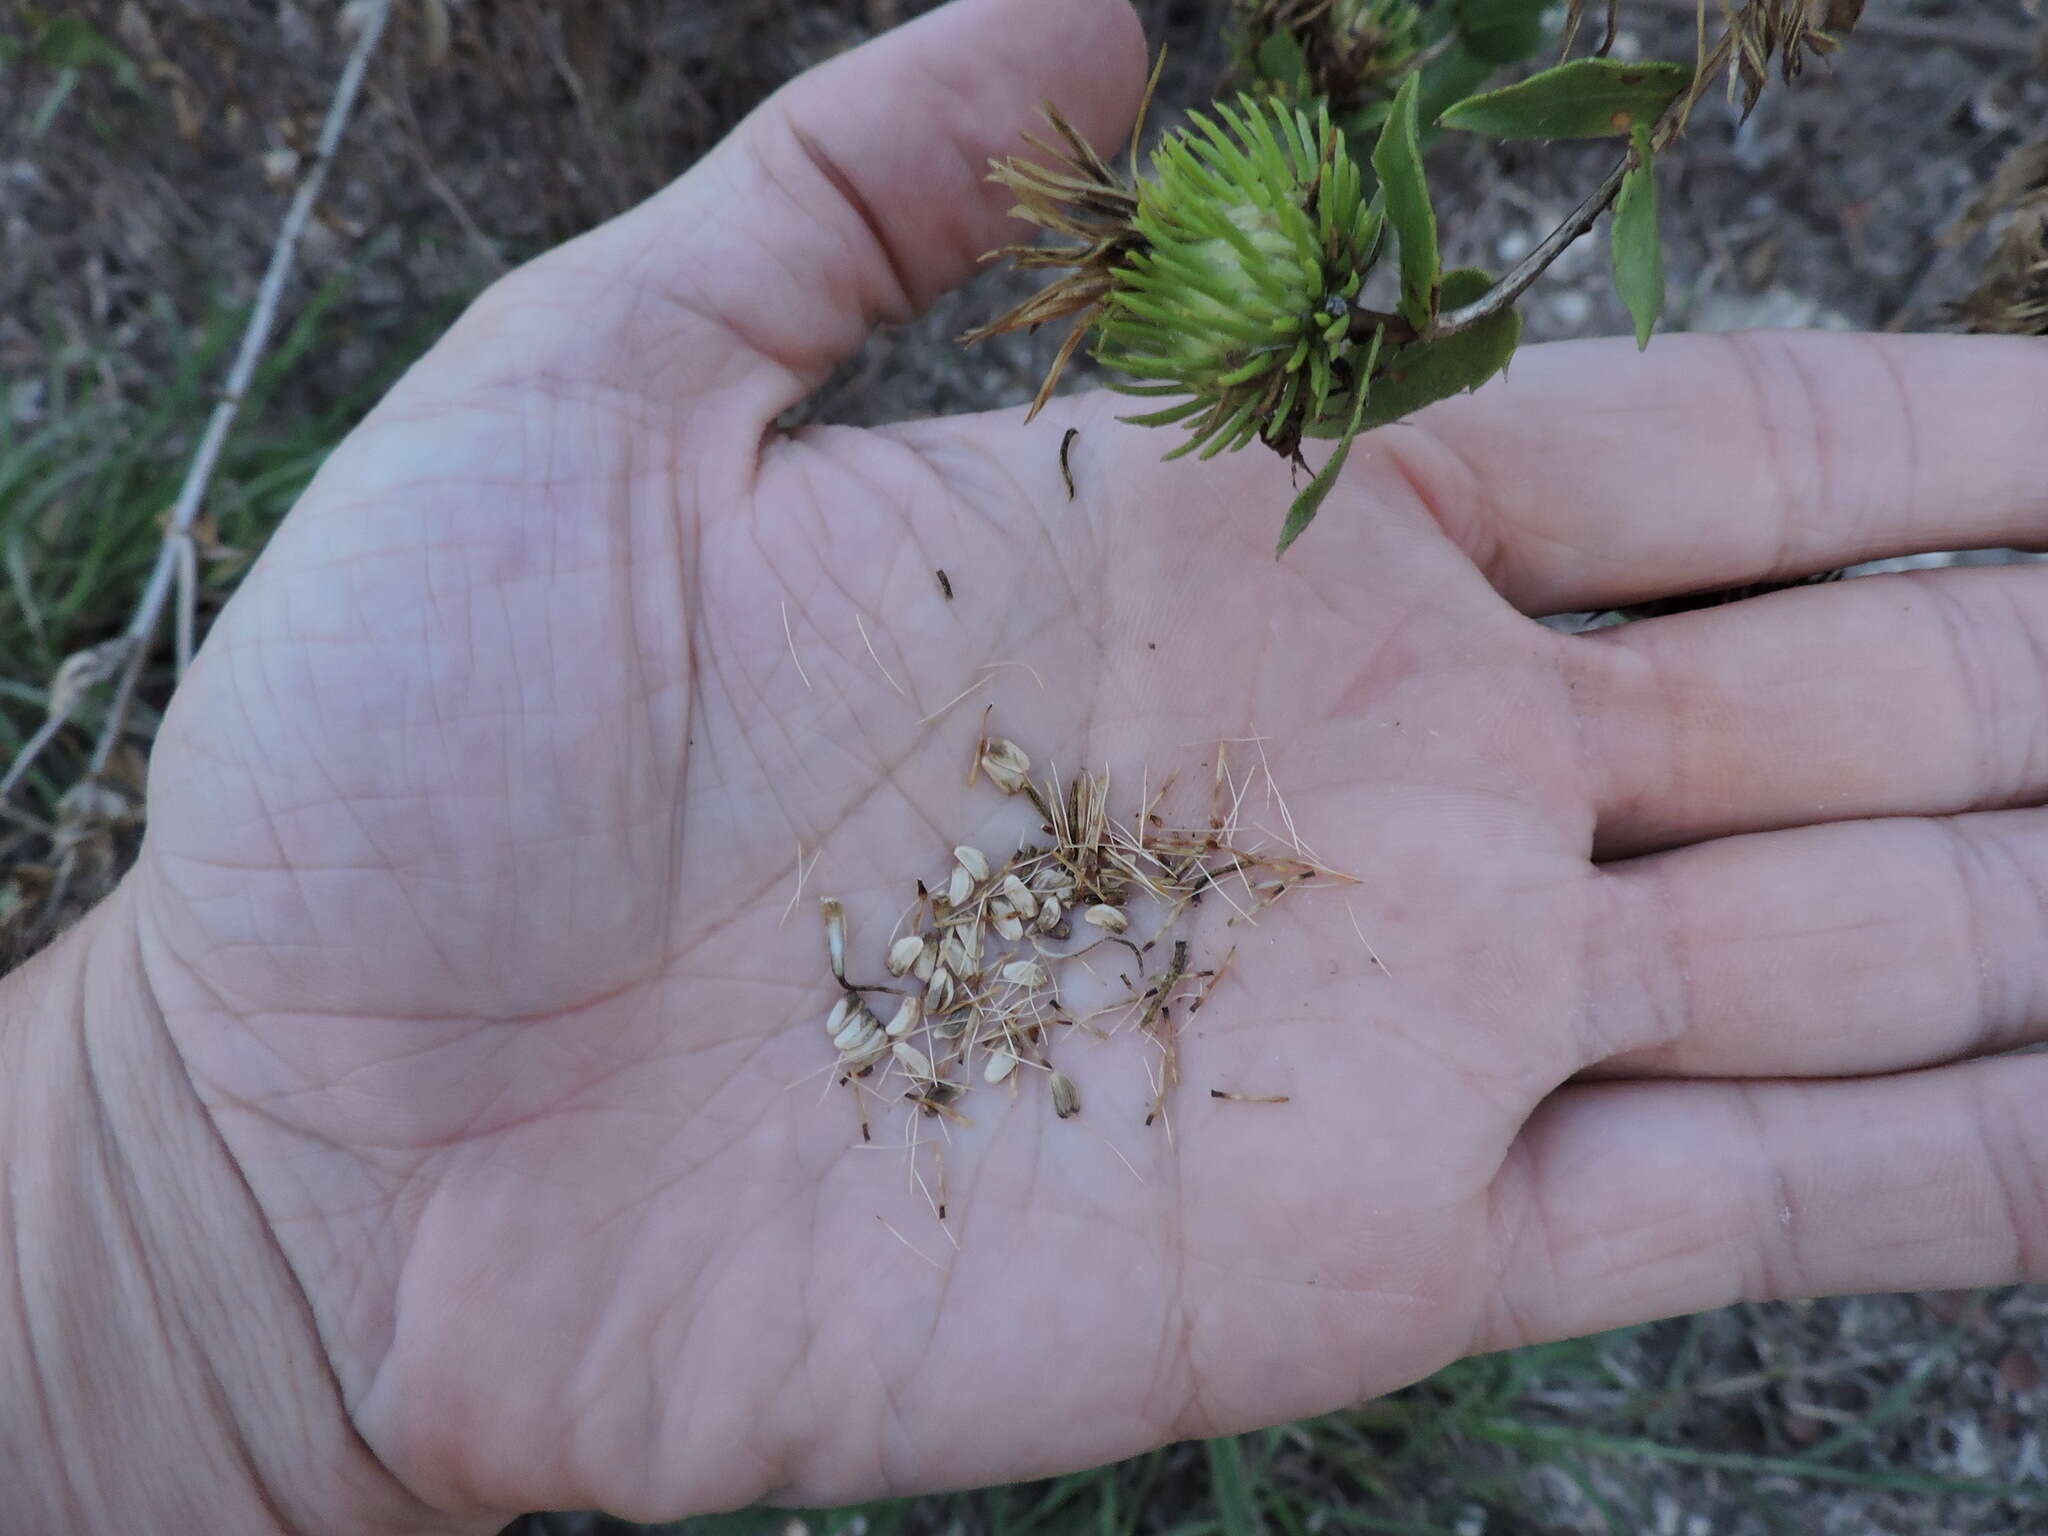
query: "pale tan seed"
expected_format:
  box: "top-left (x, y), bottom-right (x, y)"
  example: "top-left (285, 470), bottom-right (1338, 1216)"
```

top-left (954, 845), bottom-right (991, 883)
top-left (1000, 874), bottom-right (1039, 920)
top-left (984, 1050), bottom-right (1019, 1084)
top-left (981, 739), bottom-right (1032, 795)
top-left (1000, 959), bottom-right (1050, 989)
top-left (844, 1029), bottom-right (889, 1068)
top-left (1083, 904), bottom-right (1129, 933)
top-left (834, 1009), bottom-right (878, 1051)
top-left (912, 935), bottom-right (938, 981)
top-left (891, 1040), bottom-right (935, 1080)
top-left (1030, 865), bottom-right (1075, 896)
top-left (887, 935), bottom-right (925, 976)
top-left (825, 993), bottom-right (858, 1038)
top-left (885, 995), bottom-right (923, 1039)
top-left (1050, 1072), bottom-right (1081, 1119)
top-left (946, 864), bottom-right (974, 908)
top-left (1034, 897), bottom-right (1063, 934)
top-left (926, 967), bottom-right (956, 1015)
top-left (992, 909), bottom-right (1025, 943)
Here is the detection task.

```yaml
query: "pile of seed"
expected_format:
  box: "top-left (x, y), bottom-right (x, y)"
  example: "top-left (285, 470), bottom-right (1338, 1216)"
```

top-left (818, 727), bottom-right (1344, 1138)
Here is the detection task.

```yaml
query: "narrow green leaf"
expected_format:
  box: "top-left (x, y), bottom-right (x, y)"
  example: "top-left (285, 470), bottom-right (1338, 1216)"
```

top-left (1438, 58), bottom-right (1691, 139)
top-left (1370, 74), bottom-right (1440, 330)
top-left (1306, 270), bottom-right (1521, 435)
top-left (1452, 0), bottom-right (1550, 64)
top-left (1277, 331), bottom-right (1383, 556)
top-left (1610, 123), bottom-right (1663, 348)
top-left (1203, 1436), bottom-right (1263, 1536)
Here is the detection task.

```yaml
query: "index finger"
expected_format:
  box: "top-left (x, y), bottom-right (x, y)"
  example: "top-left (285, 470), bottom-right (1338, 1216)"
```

top-left (1360, 331), bottom-right (2048, 615)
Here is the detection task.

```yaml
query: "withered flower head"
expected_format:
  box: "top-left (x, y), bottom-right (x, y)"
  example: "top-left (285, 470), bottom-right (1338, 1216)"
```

top-left (1233, 0), bottom-right (1424, 117)
top-left (958, 100), bottom-right (1144, 418)
top-left (1949, 141), bottom-right (2048, 338)
top-left (1723, 0), bottom-right (1864, 115)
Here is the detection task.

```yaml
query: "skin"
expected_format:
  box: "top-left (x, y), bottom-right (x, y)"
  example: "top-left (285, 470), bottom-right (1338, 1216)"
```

top-left (7, 0), bottom-right (2048, 1527)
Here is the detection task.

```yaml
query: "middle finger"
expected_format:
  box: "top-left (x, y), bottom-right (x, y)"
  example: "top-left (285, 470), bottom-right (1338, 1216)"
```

top-left (1568, 562), bottom-right (2048, 858)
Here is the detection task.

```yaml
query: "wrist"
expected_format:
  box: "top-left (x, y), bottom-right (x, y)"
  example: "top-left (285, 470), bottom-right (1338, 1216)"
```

top-left (0, 880), bottom-right (459, 1534)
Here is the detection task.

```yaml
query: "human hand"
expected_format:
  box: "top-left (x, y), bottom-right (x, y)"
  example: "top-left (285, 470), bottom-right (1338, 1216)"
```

top-left (27, 0), bottom-right (2048, 1526)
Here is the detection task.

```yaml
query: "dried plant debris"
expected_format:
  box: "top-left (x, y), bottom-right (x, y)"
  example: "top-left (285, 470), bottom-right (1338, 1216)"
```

top-left (815, 729), bottom-right (1351, 1151)
top-left (1949, 140), bottom-right (2048, 338)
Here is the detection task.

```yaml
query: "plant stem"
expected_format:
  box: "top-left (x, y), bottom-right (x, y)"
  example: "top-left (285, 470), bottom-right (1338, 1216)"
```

top-left (1433, 154), bottom-right (1631, 334)
top-left (1362, 25), bottom-right (1749, 347)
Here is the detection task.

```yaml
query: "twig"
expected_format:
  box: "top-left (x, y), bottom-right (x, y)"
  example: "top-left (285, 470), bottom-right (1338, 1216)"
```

top-left (74, 0), bottom-right (393, 781)
top-left (1395, 28), bottom-right (1745, 343)
top-left (1436, 157), bottom-right (1633, 333)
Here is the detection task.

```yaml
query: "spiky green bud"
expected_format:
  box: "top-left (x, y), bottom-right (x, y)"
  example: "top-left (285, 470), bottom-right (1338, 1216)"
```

top-left (1096, 95), bottom-right (1382, 460)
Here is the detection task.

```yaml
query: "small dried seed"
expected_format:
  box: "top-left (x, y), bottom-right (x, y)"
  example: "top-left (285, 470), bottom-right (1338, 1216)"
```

top-left (981, 739), bottom-right (1032, 795)
top-left (1000, 874), bottom-right (1038, 920)
top-left (844, 1029), bottom-right (889, 1067)
top-left (1000, 959), bottom-right (1050, 989)
top-left (825, 993), bottom-right (858, 1038)
top-left (946, 864), bottom-right (974, 908)
top-left (912, 935), bottom-right (938, 981)
top-left (1033, 897), bottom-right (1063, 934)
top-left (1083, 904), bottom-right (1129, 933)
top-left (992, 909), bottom-right (1025, 942)
top-left (835, 1010), bottom-right (879, 1052)
top-left (887, 935), bottom-right (925, 976)
top-left (984, 1050), bottom-right (1019, 1084)
top-left (926, 967), bottom-right (956, 1014)
top-left (1050, 1072), bottom-right (1081, 1119)
top-left (954, 845), bottom-right (991, 883)
top-left (892, 1040), bottom-right (935, 1080)
top-left (1032, 864), bottom-right (1077, 898)
top-left (885, 994), bottom-right (923, 1039)
top-left (940, 931), bottom-right (973, 977)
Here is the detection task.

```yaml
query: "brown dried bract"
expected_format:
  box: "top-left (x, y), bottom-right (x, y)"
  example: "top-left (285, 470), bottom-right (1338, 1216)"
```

top-left (1949, 141), bottom-right (2048, 337)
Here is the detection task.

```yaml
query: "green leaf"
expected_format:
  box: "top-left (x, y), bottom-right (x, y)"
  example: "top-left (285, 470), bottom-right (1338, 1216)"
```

top-left (1414, 41), bottom-right (1499, 129)
top-left (1452, 0), bottom-right (1550, 64)
top-left (1370, 73), bottom-right (1440, 330)
top-left (1438, 58), bottom-right (1691, 139)
top-left (1204, 1436), bottom-right (1264, 1536)
top-left (1610, 123), bottom-right (1663, 349)
top-left (1277, 332), bottom-right (1383, 556)
top-left (1252, 28), bottom-right (1312, 96)
top-left (29, 13), bottom-right (139, 89)
top-left (1306, 269), bottom-right (1521, 435)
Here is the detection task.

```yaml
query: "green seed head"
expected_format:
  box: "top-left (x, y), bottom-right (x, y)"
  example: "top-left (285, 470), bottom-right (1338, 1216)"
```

top-left (1095, 95), bottom-right (1382, 460)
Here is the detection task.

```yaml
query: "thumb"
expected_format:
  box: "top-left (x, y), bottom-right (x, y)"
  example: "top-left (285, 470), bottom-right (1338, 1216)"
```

top-left (589, 0), bottom-right (1147, 433)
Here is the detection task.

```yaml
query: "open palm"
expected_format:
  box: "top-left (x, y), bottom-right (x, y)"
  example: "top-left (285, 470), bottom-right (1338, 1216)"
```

top-left (124, 0), bottom-right (2048, 1525)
